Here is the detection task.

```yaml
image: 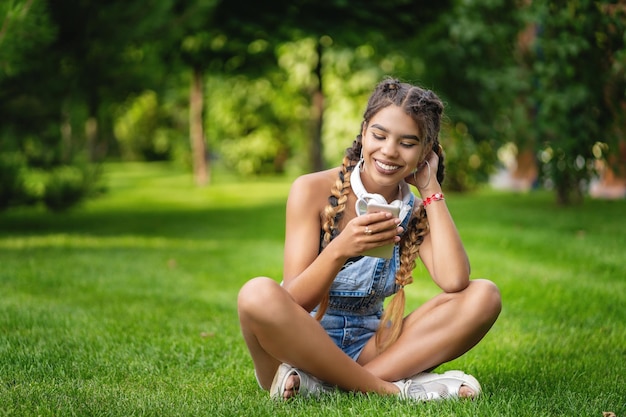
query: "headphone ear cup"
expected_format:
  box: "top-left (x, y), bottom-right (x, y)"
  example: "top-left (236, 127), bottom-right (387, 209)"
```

top-left (355, 199), bottom-right (368, 216)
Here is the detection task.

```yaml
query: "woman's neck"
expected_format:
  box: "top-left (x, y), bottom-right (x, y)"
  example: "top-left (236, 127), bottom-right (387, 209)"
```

top-left (359, 172), bottom-right (401, 203)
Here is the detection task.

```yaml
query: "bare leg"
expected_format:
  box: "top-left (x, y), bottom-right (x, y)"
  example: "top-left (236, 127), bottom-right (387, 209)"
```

top-left (237, 277), bottom-right (398, 395)
top-left (358, 279), bottom-right (502, 385)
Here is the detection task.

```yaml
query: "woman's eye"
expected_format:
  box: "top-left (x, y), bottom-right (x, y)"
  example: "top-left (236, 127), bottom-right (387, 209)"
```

top-left (401, 142), bottom-right (417, 148)
top-left (372, 133), bottom-right (385, 140)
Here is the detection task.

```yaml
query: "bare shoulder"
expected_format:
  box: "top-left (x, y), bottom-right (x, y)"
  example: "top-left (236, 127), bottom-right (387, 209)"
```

top-left (287, 168), bottom-right (341, 213)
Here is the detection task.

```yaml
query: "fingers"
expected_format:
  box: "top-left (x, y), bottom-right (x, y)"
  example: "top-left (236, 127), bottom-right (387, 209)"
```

top-left (358, 212), bottom-right (400, 230)
top-left (405, 151), bottom-right (439, 187)
top-left (358, 213), bottom-right (403, 241)
top-left (337, 213), bottom-right (403, 257)
top-left (362, 223), bottom-right (403, 239)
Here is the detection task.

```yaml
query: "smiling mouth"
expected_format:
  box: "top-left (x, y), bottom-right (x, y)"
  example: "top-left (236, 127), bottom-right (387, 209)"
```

top-left (375, 160), bottom-right (401, 172)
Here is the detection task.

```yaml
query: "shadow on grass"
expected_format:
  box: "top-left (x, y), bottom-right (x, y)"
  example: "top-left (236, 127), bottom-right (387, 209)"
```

top-left (0, 201), bottom-right (288, 242)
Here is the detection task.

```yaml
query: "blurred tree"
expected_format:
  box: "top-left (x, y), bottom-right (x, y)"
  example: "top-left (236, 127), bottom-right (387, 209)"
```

top-left (269, 0), bottom-right (452, 172)
top-left (45, 0), bottom-right (170, 161)
top-left (530, 0), bottom-right (625, 204)
top-left (0, 0), bottom-right (169, 210)
top-left (0, 0), bottom-right (69, 209)
top-left (413, 0), bottom-right (527, 191)
top-left (416, 0), bottom-right (625, 202)
top-left (164, 0), bottom-right (281, 185)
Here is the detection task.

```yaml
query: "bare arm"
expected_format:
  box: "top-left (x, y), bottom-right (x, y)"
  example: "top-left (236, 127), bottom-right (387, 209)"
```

top-left (407, 152), bottom-right (471, 293)
top-left (282, 171), bottom-right (402, 311)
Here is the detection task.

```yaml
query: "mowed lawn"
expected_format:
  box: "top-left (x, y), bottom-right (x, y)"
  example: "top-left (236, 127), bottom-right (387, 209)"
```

top-left (0, 162), bottom-right (624, 417)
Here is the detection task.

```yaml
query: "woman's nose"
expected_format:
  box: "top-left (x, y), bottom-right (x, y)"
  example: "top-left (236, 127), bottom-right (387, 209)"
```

top-left (381, 139), bottom-right (398, 157)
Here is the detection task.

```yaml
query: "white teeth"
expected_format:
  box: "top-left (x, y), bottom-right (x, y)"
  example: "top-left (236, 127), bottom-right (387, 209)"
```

top-left (375, 160), bottom-right (400, 171)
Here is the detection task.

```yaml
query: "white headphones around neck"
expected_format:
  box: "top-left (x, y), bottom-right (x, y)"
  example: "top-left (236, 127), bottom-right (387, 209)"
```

top-left (350, 160), bottom-right (412, 221)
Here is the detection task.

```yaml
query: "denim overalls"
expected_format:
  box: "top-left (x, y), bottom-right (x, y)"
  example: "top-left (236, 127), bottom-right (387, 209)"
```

top-left (311, 193), bottom-right (416, 360)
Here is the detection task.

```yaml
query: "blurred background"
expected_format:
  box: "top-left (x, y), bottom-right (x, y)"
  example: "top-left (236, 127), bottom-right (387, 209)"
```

top-left (1, 0), bottom-right (624, 211)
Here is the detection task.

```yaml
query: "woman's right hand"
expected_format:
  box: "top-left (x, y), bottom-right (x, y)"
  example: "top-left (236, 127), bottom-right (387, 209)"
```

top-left (334, 211), bottom-right (403, 257)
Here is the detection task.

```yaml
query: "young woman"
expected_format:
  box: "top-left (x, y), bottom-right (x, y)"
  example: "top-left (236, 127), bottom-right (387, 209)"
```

top-left (237, 78), bottom-right (502, 401)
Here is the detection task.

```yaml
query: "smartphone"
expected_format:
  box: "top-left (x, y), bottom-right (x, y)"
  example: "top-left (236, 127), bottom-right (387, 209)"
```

top-left (366, 202), bottom-right (400, 218)
top-left (363, 202), bottom-right (400, 259)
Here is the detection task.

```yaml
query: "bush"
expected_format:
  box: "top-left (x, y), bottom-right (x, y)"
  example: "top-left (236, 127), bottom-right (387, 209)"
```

top-left (41, 164), bottom-right (101, 211)
top-left (0, 152), bottom-right (29, 210)
top-left (114, 91), bottom-right (177, 161)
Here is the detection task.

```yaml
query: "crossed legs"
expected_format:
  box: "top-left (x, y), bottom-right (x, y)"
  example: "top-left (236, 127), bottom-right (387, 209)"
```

top-left (237, 277), bottom-right (396, 394)
top-left (237, 277), bottom-right (501, 397)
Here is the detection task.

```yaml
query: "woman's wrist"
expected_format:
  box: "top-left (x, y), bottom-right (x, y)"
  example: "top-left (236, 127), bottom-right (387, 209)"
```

top-left (418, 183), bottom-right (442, 197)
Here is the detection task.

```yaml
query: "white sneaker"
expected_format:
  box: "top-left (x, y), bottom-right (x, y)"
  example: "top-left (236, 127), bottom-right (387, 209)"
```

top-left (394, 370), bottom-right (482, 401)
top-left (269, 363), bottom-right (334, 400)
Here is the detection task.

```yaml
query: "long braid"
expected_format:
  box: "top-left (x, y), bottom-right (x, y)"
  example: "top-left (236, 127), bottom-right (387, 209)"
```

top-left (316, 143), bottom-right (360, 320)
top-left (374, 140), bottom-right (445, 352)
top-left (321, 155), bottom-right (353, 247)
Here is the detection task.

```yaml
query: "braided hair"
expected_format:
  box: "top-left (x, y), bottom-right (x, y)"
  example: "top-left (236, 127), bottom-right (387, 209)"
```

top-left (317, 78), bottom-right (446, 353)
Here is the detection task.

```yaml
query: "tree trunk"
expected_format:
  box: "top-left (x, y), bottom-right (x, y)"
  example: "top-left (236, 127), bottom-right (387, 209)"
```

top-left (555, 171), bottom-right (583, 206)
top-left (85, 116), bottom-right (98, 162)
top-left (85, 91), bottom-right (101, 162)
top-left (60, 111), bottom-right (72, 163)
top-left (310, 39), bottom-right (325, 172)
top-left (190, 66), bottom-right (209, 186)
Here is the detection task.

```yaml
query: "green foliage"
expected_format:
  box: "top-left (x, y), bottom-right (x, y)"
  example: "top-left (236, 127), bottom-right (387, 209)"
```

top-left (0, 0), bottom-right (56, 79)
top-left (170, 0), bottom-right (277, 75)
top-left (1, 0), bottom-right (624, 207)
top-left (0, 122), bottom-right (104, 211)
top-left (412, 0), bottom-right (526, 190)
top-left (422, 0), bottom-right (526, 141)
top-left (0, 152), bottom-right (29, 209)
top-left (530, 0), bottom-right (626, 204)
top-left (207, 74), bottom-right (309, 175)
top-left (0, 156), bottom-right (102, 212)
top-left (40, 164), bottom-right (102, 211)
top-left (0, 0), bottom-right (176, 210)
top-left (320, 45), bottom-right (395, 167)
top-left (114, 91), bottom-right (180, 161)
top-left (440, 123), bottom-right (490, 192)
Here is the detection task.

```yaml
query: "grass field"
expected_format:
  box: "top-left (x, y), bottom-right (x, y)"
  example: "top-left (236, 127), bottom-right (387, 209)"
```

top-left (1, 162), bottom-right (624, 416)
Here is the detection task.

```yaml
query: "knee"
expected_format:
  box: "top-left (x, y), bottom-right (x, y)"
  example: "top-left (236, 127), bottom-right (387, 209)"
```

top-left (469, 279), bottom-right (502, 321)
top-left (237, 277), bottom-right (283, 320)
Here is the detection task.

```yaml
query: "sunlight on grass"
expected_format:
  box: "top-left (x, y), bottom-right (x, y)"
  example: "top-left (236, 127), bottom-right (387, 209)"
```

top-left (98, 161), bottom-right (292, 210)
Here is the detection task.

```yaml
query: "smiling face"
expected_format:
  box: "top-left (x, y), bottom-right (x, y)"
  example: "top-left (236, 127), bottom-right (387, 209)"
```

top-left (360, 105), bottom-right (426, 198)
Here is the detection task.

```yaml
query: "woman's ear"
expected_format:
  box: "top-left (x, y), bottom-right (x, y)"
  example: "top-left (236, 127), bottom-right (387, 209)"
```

top-left (361, 121), bottom-right (367, 138)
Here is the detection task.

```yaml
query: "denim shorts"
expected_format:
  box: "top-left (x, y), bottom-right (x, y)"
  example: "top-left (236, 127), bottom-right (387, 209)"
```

top-left (313, 245), bottom-right (409, 360)
top-left (320, 312), bottom-right (381, 360)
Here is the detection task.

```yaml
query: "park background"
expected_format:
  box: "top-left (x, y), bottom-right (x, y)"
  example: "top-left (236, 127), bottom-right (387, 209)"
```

top-left (1, 1), bottom-right (625, 416)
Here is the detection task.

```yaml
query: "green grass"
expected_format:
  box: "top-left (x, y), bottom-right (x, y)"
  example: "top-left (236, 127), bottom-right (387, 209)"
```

top-left (1, 162), bottom-right (624, 416)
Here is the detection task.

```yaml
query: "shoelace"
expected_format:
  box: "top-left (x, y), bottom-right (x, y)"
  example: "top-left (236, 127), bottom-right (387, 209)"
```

top-left (400, 379), bottom-right (449, 401)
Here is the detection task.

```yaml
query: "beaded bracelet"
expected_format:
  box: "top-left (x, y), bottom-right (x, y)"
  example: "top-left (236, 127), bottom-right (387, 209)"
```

top-left (423, 192), bottom-right (445, 207)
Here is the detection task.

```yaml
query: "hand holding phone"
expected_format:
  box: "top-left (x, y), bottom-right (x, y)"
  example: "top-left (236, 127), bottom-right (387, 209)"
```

top-left (365, 202), bottom-right (401, 218)
top-left (362, 201), bottom-right (400, 259)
